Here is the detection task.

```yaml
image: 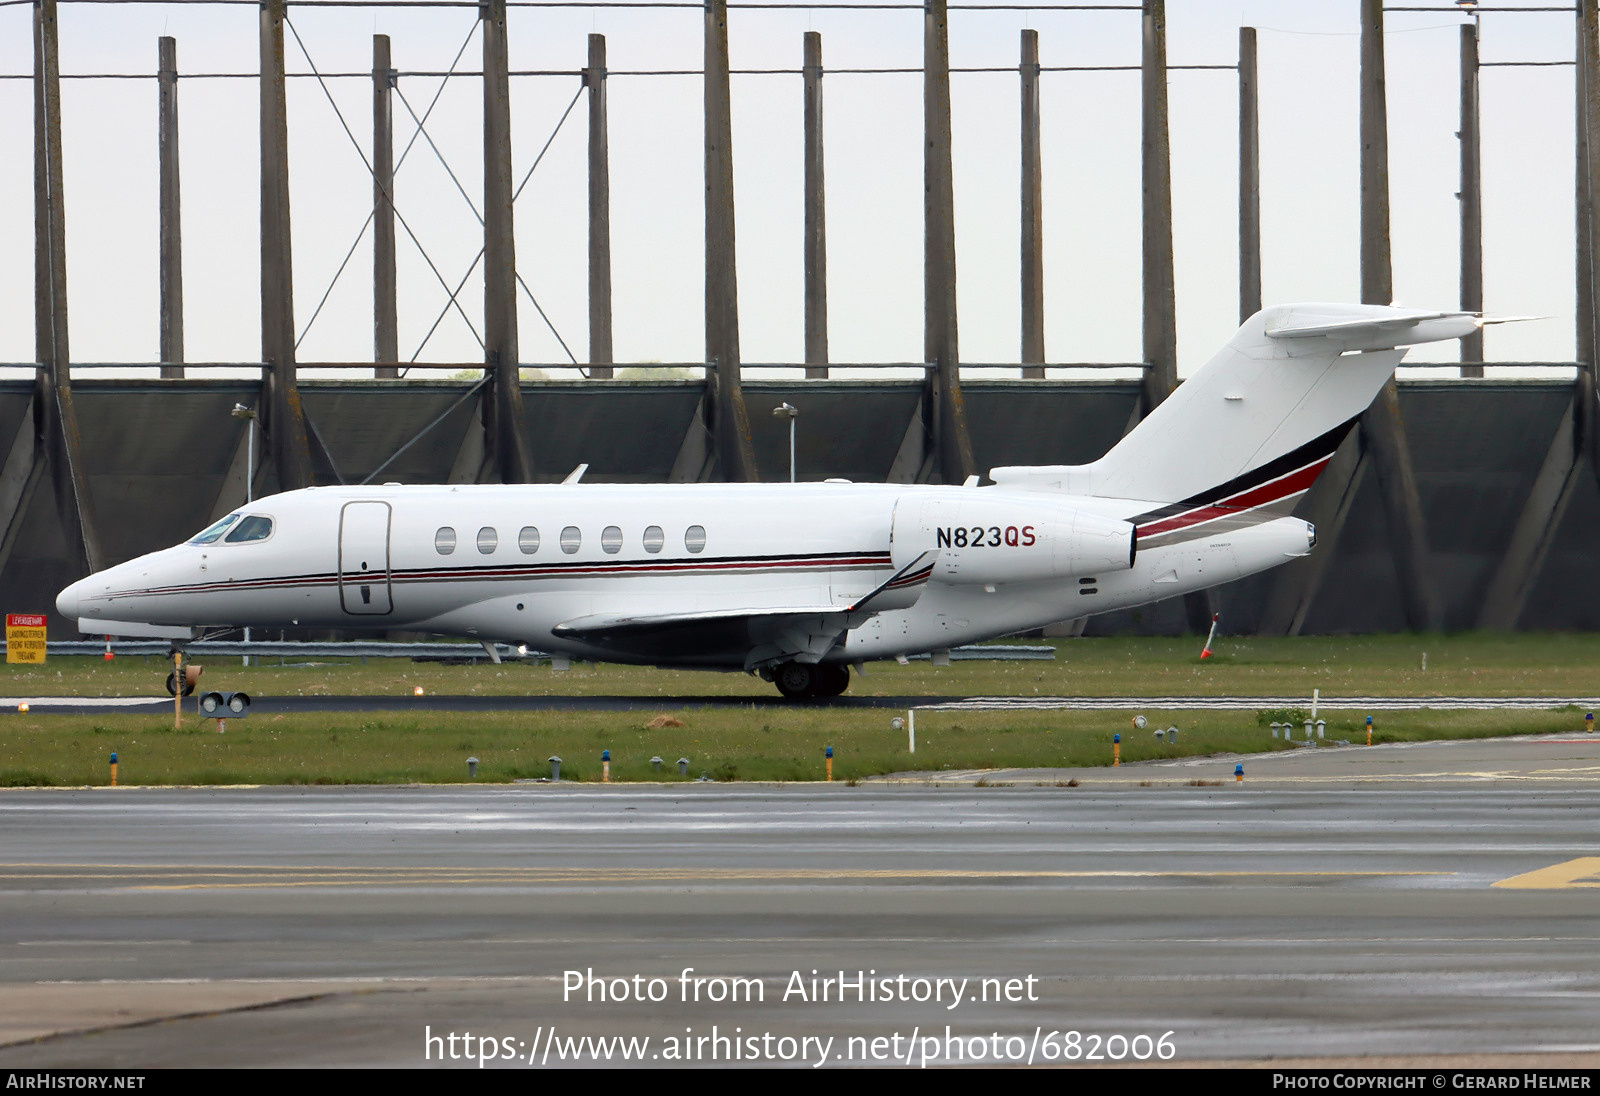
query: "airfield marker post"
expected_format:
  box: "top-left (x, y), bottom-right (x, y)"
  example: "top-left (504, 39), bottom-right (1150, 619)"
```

top-left (109, 752), bottom-right (117, 787)
top-left (1113, 733), bottom-right (1121, 767)
top-left (1367, 715), bottom-right (1373, 746)
top-left (1235, 763), bottom-right (1243, 783)
top-left (602, 749), bottom-right (610, 783)
top-left (825, 745), bottom-right (833, 782)
top-left (908, 709), bottom-right (915, 753)
top-left (1587, 712), bottom-right (1594, 734)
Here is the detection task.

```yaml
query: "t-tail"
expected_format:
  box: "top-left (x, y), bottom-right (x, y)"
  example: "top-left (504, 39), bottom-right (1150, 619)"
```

top-left (990, 304), bottom-right (1514, 544)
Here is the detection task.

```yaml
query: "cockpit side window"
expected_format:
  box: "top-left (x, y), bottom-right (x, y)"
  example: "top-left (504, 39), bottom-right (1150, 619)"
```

top-left (224, 515), bottom-right (274, 543)
top-left (188, 514), bottom-right (240, 545)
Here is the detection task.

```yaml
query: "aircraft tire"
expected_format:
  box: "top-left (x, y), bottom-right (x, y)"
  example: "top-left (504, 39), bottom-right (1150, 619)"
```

top-left (773, 661), bottom-right (817, 699)
top-left (164, 672), bottom-right (196, 698)
top-left (812, 663), bottom-right (850, 697)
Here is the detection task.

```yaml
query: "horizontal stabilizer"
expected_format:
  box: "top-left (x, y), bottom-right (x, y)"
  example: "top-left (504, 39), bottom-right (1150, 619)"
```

top-left (1264, 306), bottom-right (1538, 351)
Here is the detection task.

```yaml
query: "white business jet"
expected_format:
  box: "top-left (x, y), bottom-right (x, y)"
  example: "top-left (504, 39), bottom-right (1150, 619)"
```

top-left (56, 304), bottom-right (1491, 698)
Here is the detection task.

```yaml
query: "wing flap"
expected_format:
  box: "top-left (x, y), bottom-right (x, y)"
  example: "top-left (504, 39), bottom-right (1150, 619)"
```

top-left (550, 550), bottom-right (938, 669)
top-left (553, 606), bottom-right (849, 670)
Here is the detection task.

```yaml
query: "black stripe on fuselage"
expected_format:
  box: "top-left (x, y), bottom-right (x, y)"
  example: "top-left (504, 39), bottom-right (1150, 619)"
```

top-left (1127, 413), bottom-right (1359, 528)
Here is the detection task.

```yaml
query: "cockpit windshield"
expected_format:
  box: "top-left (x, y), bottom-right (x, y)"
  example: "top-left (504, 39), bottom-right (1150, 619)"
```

top-left (188, 514), bottom-right (240, 544)
top-left (187, 513), bottom-right (274, 545)
top-left (224, 515), bottom-right (274, 543)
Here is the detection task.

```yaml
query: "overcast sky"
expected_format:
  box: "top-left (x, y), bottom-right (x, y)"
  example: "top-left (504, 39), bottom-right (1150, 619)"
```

top-left (0, 1), bottom-right (1584, 376)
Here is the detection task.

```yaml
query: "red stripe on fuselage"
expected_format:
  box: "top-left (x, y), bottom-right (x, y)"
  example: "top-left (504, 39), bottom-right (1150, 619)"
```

top-left (1135, 457), bottom-right (1330, 540)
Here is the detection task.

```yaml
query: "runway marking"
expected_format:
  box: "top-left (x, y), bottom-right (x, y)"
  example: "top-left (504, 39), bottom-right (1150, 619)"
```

top-left (0, 697), bottom-right (166, 708)
top-left (1492, 857), bottom-right (1600, 890)
top-left (0, 863), bottom-right (1452, 890)
top-left (928, 696), bottom-right (1600, 712)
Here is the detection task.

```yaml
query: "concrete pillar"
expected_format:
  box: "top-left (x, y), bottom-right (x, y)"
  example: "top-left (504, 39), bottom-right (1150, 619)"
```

top-left (1577, 0), bottom-right (1600, 481)
top-left (1141, 0), bottom-right (1177, 412)
top-left (924, 0), bottom-right (975, 483)
top-left (1360, 0), bottom-right (1392, 308)
top-left (482, 0), bottom-right (531, 483)
top-left (803, 30), bottom-right (828, 378)
top-left (1238, 26), bottom-right (1261, 324)
top-left (159, 36), bottom-right (184, 379)
top-left (1459, 22), bottom-right (1483, 374)
top-left (704, 0), bottom-right (757, 480)
top-left (33, 0), bottom-right (100, 575)
top-left (1020, 28), bottom-right (1044, 377)
top-left (587, 33), bottom-right (613, 379)
top-left (373, 34), bottom-right (398, 379)
top-left (1580, 4), bottom-right (1595, 377)
top-left (260, 0), bottom-right (313, 492)
top-left (1359, 0), bottom-right (1439, 632)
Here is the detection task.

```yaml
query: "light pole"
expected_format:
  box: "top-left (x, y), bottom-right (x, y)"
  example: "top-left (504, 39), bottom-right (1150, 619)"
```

top-left (230, 404), bottom-right (258, 662)
top-left (772, 402), bottom-right (798, 483)
top-left (230, 404), bottom-right (257, 503)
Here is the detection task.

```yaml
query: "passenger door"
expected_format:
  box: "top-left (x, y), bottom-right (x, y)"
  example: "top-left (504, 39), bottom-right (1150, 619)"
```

top-left (339, 501), bottom-right (393, 615)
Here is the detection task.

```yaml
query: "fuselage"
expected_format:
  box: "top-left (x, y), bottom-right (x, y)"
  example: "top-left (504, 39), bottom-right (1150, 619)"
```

top-left (56, 481), bottom-right (1313, 668)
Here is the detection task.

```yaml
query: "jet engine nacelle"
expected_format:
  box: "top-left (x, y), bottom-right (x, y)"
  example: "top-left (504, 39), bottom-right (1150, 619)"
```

top-left (891, 494), bottom-right (1136, 585)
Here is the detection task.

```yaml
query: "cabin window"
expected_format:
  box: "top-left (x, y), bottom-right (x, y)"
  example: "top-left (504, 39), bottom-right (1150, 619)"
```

top-left (476, 526), bottom-right (498, 554)
top-left (560, 526), bottom-right (581, 554)
top-left (601, 526), bottom-right (623, 554)
top-left (224, 515), bottom-right (274, 543)
top-left (189, 514), bottom-right (240, 545)
top-left (642, 525), bottom-right (664, 554)
top-left (435, 527), bottom-right (457, 555)
top-left (684, 525), bottom-right (707, 553)
top-left (518, 526), bottom-right (540, 554)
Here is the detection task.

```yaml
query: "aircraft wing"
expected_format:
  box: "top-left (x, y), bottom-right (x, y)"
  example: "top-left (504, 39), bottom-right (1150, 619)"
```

top-left (552, 606), bottom-right (852, 669)
top-left (552, 550), bottom-right (940, 669)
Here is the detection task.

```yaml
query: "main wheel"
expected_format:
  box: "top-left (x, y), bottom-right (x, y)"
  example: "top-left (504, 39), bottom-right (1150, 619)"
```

top-left (772, 661), bottom-right (817, 699)
top-left (812, 663), bottom-right (850, 698)
top-left (165, 672), bottom-right (196, 697)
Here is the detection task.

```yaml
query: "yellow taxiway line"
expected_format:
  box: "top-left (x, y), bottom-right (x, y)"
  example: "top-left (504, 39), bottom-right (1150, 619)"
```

top-left (1492, 857), bottom-right (1600, 889)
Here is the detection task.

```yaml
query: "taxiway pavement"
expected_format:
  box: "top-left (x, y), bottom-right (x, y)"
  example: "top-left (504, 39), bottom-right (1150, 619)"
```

top-left (0, 734), bottom-right (1596, 1068)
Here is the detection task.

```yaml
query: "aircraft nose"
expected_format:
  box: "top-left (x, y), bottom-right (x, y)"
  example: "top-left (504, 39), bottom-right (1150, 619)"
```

top-left (56, 578), bottom-right (84, 620)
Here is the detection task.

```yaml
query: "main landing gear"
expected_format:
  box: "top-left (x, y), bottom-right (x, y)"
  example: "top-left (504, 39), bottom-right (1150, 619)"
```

top-left (770, 661), bottom-right (850, 700)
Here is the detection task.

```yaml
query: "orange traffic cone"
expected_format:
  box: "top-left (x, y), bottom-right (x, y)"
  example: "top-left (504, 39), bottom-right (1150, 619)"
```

top-left (1199, 613), bottom-right (1219, 660)
top-left (104, 636), bottom-right (114, 661)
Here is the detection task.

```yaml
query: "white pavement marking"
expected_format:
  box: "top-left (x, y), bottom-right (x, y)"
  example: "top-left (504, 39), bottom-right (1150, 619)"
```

top-left (2, 697), bottom-right (166, 708)
top-left (926, 695), bottom-right (1600, 711)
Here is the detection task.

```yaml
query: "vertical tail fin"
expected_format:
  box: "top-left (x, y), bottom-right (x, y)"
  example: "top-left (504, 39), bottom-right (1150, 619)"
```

top-left (989, 304), bottom-right (1483, 506)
